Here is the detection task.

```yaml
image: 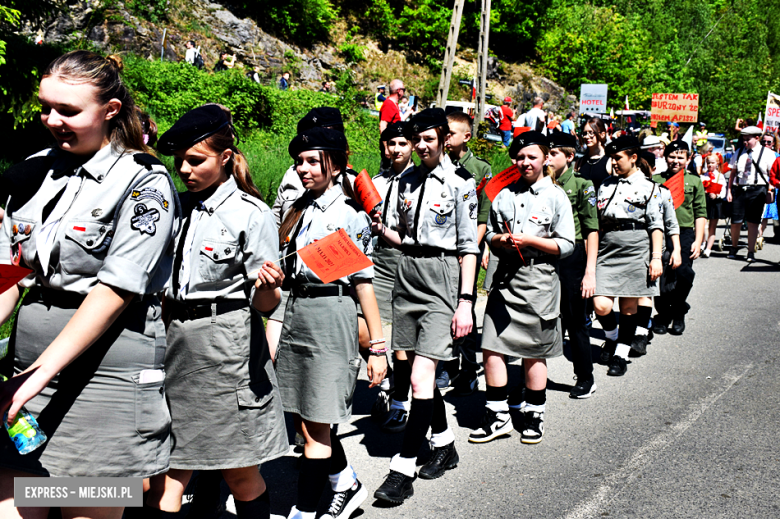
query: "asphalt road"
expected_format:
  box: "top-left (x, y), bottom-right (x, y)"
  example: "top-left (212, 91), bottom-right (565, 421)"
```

top-left (209, 231), bottom-right (780, 519)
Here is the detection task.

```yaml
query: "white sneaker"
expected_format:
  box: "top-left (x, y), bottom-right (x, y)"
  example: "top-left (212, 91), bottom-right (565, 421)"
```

top-left (702, 248), bottom-right (711, 258)
top-left (468, 408), bottom-right (513, 443)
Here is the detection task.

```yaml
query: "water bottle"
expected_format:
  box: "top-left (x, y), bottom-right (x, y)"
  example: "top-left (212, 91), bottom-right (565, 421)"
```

top-left (1, 374), bottom-right (47, 455)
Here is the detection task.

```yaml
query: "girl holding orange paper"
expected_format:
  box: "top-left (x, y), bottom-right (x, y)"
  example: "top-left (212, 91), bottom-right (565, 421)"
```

top-left (370, 108), bottom-right (479, 505)
top-left (276, 127), bottom-right (387, 519)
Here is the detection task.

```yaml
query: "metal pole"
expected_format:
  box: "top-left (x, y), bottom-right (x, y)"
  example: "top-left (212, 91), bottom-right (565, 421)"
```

top-left (160, 28), bottom-right (167, 62)
top-left (436, 0), bottom-right (466, 108)
top-left (473, 0), bottom-right (491, 138)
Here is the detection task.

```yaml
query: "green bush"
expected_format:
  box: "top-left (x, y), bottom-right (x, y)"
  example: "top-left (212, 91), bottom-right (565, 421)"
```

top-left (339, 42), bottom-right (366, 63)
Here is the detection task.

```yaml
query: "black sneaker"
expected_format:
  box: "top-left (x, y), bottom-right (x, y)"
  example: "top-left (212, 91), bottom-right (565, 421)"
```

top-left (727, 247), bottom-right (738, 259)
top-left (507, 385), bottom-right (526, 410)
top-left (670, 317), bottom-right (685, 335)
top-left (569, 377), bottom-right (596, 399)
top-left (600, 339), bottom-right (616, 364)
top-left (746, 252), bottom-right (756, 263)
top-left (652, 316), bottom-right (670, 335)
top-left (451, 371), bottom-right (478, 396)
top-left (184, 471), bottom-right (225, 519)
top-left (435, 369), bottom-right (453, 391)
top-left (322, 480), bottom-right (368, 519)
top-left (371, 389), bottom-right (392, 423)
top-left (374, 470), bottom-right (415, 504)
top-left (631, 332), bottom-right (650, 355)
top-left (381, 407), bottom-right (408, 433)
top-left (468, 408), bottom-right (512, 443)
top-left (419, 442), bottom-right (459, 479)
top-left (607, 356), bottom-right (628, 376)
top-left (520, 409), bottom-right (544, 444)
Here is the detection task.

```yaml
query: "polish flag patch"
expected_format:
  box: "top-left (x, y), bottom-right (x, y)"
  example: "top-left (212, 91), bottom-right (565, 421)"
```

top-left (73, 226), bottom-right (86, 232)
top-left (204, 246), bottom-right (213, 251)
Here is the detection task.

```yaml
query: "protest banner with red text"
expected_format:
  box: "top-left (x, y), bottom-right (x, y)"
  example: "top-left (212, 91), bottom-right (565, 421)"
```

top-left (651, 93), bottom-right (699, 123)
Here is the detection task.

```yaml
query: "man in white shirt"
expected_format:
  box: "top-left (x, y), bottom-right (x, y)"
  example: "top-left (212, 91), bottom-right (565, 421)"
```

top-left (726, 125), bottom-right (777, 261)
top-left (185, 40), bottom-right (199, 65)
top-left (524, 97), bottom-right (547, 134)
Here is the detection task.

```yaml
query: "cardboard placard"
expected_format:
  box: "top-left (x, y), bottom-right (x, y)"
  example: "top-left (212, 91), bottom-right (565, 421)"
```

top-left (765, 92), bottom-right (780, 130)
top-left (664, 171), bottom-right (686, 209)
top-left (485, 165), bottom-right (522, 202)
top-left (0, 265), bottom-right (33, 295)
top-left (297, 229), bottom-right (374, 284)
top-left (353, 169), bottom-right (383, 215)
top-left (650, 93), bottom-right (699, 123)
top-left (580, 84), bottom-right (608, 114)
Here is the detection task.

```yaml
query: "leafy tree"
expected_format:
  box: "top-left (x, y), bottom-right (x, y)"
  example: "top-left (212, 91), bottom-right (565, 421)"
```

top-left (226, 0), bottom-right (336, 45)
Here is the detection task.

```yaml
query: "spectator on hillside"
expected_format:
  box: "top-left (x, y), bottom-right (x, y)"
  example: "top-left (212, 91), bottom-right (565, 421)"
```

top-left (378, 79), bottom-right (407, 168)
top-left (561, 111), bottom-right (576, 135)
top-left (246, 66), bottom-right (261, 84)
top-left (525, 97), bottom-right (547, 133)
top-left (375, 85), bottom-right (387, 111)
top-left (279, 71), bottom-right (290, 90)
top-left (185, 40), bottom-right (197, 64)
top-left (214, 51), bottom-right (235, 72)
top-left (320, 81), bottom-right (331, 93)
top-left (498, 97), bottom-right (514, 147)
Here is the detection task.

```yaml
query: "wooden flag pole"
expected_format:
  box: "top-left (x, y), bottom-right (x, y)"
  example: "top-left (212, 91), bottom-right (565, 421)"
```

top-left (436, 0), bottom-right (466, 109)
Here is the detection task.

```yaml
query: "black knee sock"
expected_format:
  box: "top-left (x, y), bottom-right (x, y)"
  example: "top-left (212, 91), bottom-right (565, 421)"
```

top-left (393, 354), bottom-right (412, 402)
top-left (235, 490), bottom-right (270, 519)
top-left (525, 388), bottom-right (546, 407)
top-left (329, 427), bottom-right (348, 476)
top-left (399, 397), bottom-right (433, 458)
top-left (430, 387), bottom-right (448, 435)
top-left (123, 493), bottom-right (179, 519)
top-left (636, 306), bottom-right (652, 330)
top-left (485, 384), bottom-right (508, 403)
top-left (596, 311), bottom-right (618, 336)
top-left (618, 313), bottom-right (638, 346)
top-left (297, 457), bottom-right (331, 513)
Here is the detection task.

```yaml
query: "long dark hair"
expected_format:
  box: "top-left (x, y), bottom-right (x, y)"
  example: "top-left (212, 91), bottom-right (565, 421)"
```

top-left (43, 50), bottom-right (149, 153)
top-left (278, 149), bottom-right (350, 246)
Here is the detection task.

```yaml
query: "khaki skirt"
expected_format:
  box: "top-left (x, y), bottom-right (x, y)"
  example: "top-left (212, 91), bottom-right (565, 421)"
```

top-left (595, 229), bottom-right (658, 298)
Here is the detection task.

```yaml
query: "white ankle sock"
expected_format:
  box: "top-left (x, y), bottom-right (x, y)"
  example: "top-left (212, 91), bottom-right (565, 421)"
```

top-left (430, 427), bottom-right (455, 447)
top-left (329, 465), bottom-right (357, 492)
top-left (604, 328), bottom-right (619, 341)
top-left (615, 343), bottom-right (631, 359)
top-left (486, 399), bottom-right (509, 413)
top-left (389, 454), bottom-right (417, 478)
top-left (524, 403), bottom-right (545, 413)
top-left (635, 326), bottom-right (648, 336)
top-left (390, 399), bottom-right (411, 411)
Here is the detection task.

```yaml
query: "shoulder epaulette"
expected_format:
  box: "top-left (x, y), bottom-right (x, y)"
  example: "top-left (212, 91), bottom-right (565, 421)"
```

top-left (454, 166), bottom-right (472, 182)
top-left (238, 191), bottom-right (269, 211)
top-left (473, 155), bottom-right (491, 166)
top-left (133, 153), bottom-right (165, 170)
top-left (344, 198), bottom-right (364, 213)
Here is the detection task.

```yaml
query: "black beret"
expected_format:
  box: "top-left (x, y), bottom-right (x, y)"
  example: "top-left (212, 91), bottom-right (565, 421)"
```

top-left (664, 139), bottom-right (690, 157)
top-left (157, 105), bottom-right (230, 155)
top-left (289, 127), bottom-right (348, 159)
top-left (380, 121), bottom-right (407, 142)
top-left (296, 107), bottom-right (344, 134)
top-left (404, 108), bottom-right (448, 138)
top-left (549, 132), bottom-right (577, 149)
top-left (605, 136), bottom-right (640, 156)
top-left (509, 131), bottom-right (549, 157)
top-left (640, 150), bottom-right (656, 168)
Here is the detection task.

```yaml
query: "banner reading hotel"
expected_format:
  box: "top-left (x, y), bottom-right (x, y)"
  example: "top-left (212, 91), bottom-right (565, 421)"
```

top-left (580, 84), bottom-right (608, 114)
top-left (765, 92), bottom-right (780, 130)
top-left (651, 93), bottom-right (699, 123)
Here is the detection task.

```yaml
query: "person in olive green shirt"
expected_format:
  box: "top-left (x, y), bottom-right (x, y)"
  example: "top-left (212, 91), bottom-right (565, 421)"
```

top-left (651, 140), bottom-right (707, 335)
top-left (441, 111), bottom-right (492, 395)
top-left (549, 133), bottom-right (600, 398)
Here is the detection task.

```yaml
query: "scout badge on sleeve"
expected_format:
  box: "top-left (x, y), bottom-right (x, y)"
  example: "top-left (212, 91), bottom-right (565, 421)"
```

top-left (0, 265), bottom-right (33, 295)
top-left (485, 165), bottom-right (522, 202)
top-left (130, 203), bottom-right (161, 235)
top-left (353, 169), bottom-right (383, 214)
top-left (296, 229), bottom-right (374, 284)
top-left (663, 171), bottom-right (685, 209)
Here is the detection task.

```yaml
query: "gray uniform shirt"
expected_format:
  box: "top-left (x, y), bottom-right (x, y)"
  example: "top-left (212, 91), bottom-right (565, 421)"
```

top-left (165, 176), bottom-right (278, 302)
top-left (391, 154), bottom-right (480, 255)
top-left (657, 184), bottom-right (680, 236)
top-left (596, 172), bottom-right (664, 231)
top-left (272, 165), bottom-right (358, 227)
top-left (485, 175), bottom-right (575, 259)
top-left (0, 146), bottom-right (178, 295)
top-left (281, 185), bottom-right (374, 284)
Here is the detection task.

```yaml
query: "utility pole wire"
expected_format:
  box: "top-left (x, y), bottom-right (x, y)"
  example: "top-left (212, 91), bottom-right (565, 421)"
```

top-left (686, 8), bottom-right (731, 67)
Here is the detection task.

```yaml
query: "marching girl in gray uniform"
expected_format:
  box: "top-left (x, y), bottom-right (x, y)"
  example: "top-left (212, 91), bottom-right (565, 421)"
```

top-left (145, 105), bottom-right (288, 519)
top-left (592, 136), bottom-right (665, 377)
top-left (630, 151), bottom-right (681, 356)
top-left (372, 121), bottom-right (415, 433)
top-left (277, 127), bottom-right (387, 519)
top-left (470, 131), bottom-right (575, 445)
top-left (370, 108), bottom-right (479, 504)
top-left (0, 51), bottom-right (178, 519)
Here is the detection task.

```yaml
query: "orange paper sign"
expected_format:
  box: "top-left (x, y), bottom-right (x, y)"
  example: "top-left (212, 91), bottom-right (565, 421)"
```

top-left (664, 171), bottom-right (686, 209)
top-left (0, 265), bottom-right (32, 295)
top-left (650, 93), bottom-right (699, 123)
top-left (353, 169), bottom-right (383, 215)
top-left (485, 165), bottom-right (522, 202)
top-left (297, 229), bottom-right (374, 284)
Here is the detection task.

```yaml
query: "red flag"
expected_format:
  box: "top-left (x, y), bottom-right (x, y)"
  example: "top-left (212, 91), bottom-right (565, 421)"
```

top-left (0, 265), bottom-right (32, 295)
top-left (664, 171), bottom-right (685, 209)
top-left (757, 112), bottom-right (764, 130)
top-left (353, 169), bottom-right (383, 215)
top-left (297, 229), bottom-right (374, 284)
top-left (475, 175), bottom-right (489, 196)
top-left (485, 165), bottom-right (522, 202)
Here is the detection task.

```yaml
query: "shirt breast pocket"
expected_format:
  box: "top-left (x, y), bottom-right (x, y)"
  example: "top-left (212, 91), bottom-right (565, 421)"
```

top-left (198, 238), bottom-right (240, 282)
top-left (8, 217), bottom-right (36, 265)
top-left (426, 196), bottom-right (456, 239)
top-left (527, 212), bottom-right (553, 237)
top-left (62, 220), bottom-right (114, 275)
